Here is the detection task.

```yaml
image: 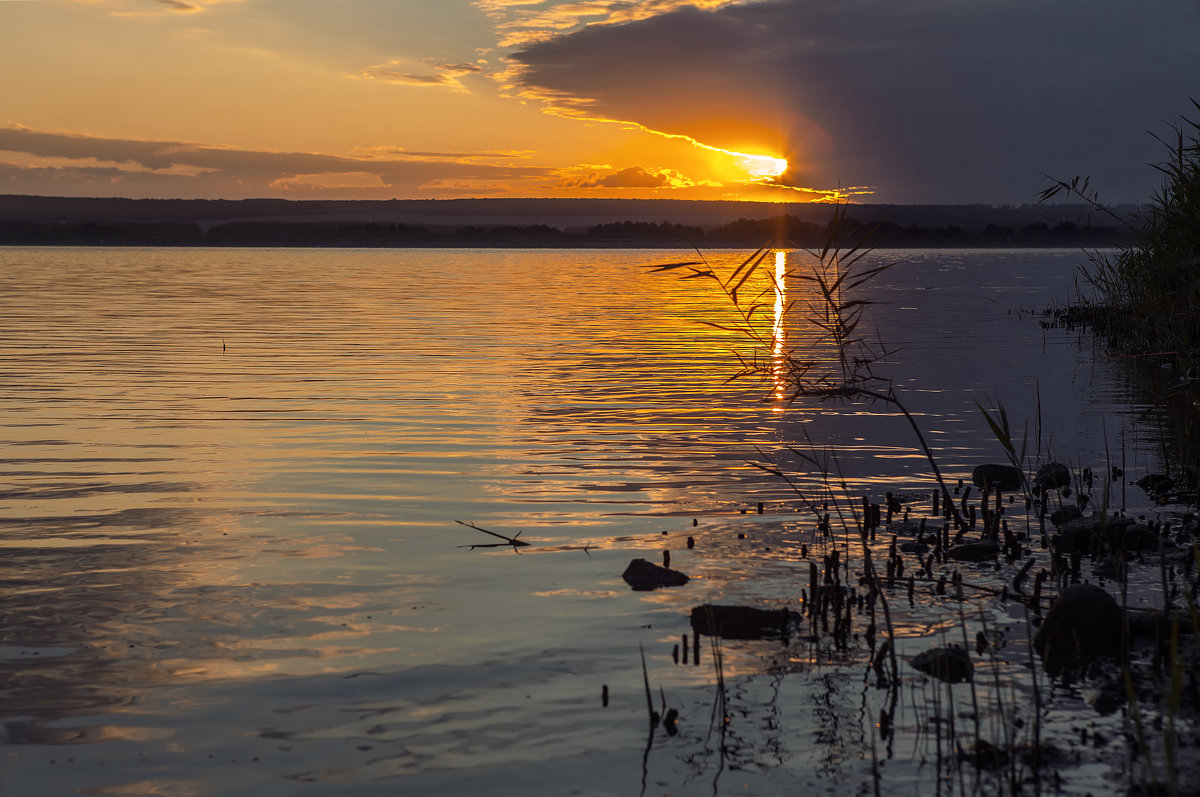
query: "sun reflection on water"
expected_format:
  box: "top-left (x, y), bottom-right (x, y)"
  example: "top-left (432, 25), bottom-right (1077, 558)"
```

top-left (771, 250), bottom-right (787, 407)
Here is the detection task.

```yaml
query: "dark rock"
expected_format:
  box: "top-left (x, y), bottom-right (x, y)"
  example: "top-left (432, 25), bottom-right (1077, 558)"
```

top-left (1055, 513), bottom-right (1136, 554)
top-left (1049, 505), bottom-right (1083, 527)
top-left (1125, 608), bottom-right (1200, 640)
top-left (1033, 584), bottom-right (1122, 676)
top-left (886, 519), bottom-right (925, 536)
top-left (946, 541), bottom-right (999, 562)
top-left (690, 604), bottom-right (799, 640)
top-left (958, 739), bottom-right (1009, 770)
top-left (1136, 473), bottom-right (1174, 497)
top-left (899, 541), bottom-right (929, 554)
top-left (1121, 525), bottom-right (1165, 551)
top-left (972, 463), bottom-right (1022, 493)
top-left (911, 645), bottom-right (973, 683)
top-left (1126, 609), bottom-right (1172, 639)
top-left (1088, 678), bottom-right (1126, 716)
top-left (1034, 462), bottom-right (1071, 490)
top-left (622, 558), bottom-right (689, 591)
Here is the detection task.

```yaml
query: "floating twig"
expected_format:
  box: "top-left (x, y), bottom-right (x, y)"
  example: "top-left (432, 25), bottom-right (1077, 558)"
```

top-left (455, 520), bottom-right (530, 549)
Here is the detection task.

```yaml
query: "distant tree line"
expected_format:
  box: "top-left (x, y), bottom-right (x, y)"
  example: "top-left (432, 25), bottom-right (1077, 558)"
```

top-left (0, 214), bottom-right (1135, 248)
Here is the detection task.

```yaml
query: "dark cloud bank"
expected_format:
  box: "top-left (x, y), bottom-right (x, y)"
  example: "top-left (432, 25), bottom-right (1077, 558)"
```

top-left (513, 0), bottom-right (1200, 204)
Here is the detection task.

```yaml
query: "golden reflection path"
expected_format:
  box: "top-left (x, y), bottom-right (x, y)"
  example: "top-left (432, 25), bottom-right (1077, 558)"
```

top-left (772, 250), bottom-right (787, 407)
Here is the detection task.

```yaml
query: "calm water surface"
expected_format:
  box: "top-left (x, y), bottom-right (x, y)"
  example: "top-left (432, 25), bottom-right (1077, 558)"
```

top-left (0, 246), bottom-right (1167, 795)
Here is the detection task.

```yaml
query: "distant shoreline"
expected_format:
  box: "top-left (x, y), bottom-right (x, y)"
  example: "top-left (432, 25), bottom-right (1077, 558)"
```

top-left (0, 194), bottom-right (1139, 249)
top-left (0, 239), bottom-right (1131, 250)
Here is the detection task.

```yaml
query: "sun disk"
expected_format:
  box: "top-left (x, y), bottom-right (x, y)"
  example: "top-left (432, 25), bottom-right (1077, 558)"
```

top-left (736, 152), bottom-right (788, 179)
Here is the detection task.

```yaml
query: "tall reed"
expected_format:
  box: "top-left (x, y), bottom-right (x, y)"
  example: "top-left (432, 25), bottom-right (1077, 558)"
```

top-left (650, 203), bottom-right (964, 528)
top-left (1041, 98), bottom-right (1200, 372)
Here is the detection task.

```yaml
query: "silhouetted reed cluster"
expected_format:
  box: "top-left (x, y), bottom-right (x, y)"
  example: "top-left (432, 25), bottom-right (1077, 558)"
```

top-left (646, 186), bottom-right (1200, 794)
top-left (1042, 99), bottom-right (1200, 377)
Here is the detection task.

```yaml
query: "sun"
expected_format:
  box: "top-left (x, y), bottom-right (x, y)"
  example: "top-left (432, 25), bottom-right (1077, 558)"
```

top-left (735, 152), bottom-right (789, 179)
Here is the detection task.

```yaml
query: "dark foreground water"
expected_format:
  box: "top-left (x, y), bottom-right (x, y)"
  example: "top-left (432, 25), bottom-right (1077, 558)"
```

top-left (0, 246), bottom-right (1176, 795)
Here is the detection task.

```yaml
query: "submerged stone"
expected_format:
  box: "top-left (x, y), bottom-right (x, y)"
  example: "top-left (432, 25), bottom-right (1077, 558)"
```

top-left (1088, 678), bottom-right (1127, 716)
top-left (911, 645), bottom-right (973, 683)
top-left (1136, 473), bottom-right (1174, 497)
top-left (972, 463), bottom-right (1022, 493)
top-left (622, 558), bottom-right (689, 591)
top-left (886, 519), bottom-right (925, 536)
top-left (958, 739), bottom-right (1009, 770)
top-left (1049, 505), bottom-right (1083, 527)
top-left (946, 541), bottom-right (999, 562)
top-left (1121, 525), bottom-right (1165, 551)
top-left (1055, 513), bottom-right (1136, 554)
top-left (689, 604), bottom-right (799, 640)
top-left (1034, 462), bottom-right (1071, 490)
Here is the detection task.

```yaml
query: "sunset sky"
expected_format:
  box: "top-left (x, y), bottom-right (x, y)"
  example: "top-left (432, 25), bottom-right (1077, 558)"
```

top-left (2, 0), bottom-right (1197, 204)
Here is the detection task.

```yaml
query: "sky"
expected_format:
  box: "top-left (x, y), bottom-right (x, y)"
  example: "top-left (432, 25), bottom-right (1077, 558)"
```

top-left (1, 0), bottom-right (1198, 204)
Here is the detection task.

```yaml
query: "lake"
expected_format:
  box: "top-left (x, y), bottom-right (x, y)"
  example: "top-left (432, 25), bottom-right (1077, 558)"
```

top-left (0, 246), bottom-right (1171, 795)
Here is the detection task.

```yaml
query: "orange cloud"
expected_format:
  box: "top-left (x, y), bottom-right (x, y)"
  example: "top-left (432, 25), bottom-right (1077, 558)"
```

top-left (559, 164), bottom-right (717, 189)
top-left (269, 171), bottom-right (388, 192)
top-left (67, 0), bottom-right (244, 14)
top-left (0, 123), bottom-right (780, 200)
top-left (479, 0), bottom-right (749, 48)
top-left (0, 125), bottom-right (554, 199)
top-left (158, 0), bottom-right (200, 11)
top-left (359, 60), bottom-right (484, 92)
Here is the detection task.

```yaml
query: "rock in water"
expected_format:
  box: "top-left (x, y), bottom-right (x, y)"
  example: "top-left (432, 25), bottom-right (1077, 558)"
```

top-left (1034, 462), bottom-right (1071, 490)
top-left (622, 558), bottom-right (689, 591)
top-left (689, 604), bottom-right (799, 640)
top-left (972, 463), bottom-right (1022, 493)
top-left (946, 541), bottom-right (1000, 562)
top-left (1135, 473), bottom-right (1174, 499)
top-left (1033, 584), bottom-right (1121, 676)
top-left (1120, 525), bottom-right (1164, 551)
top-left (1055, 513), bottom-right (1136, 554)
top-left (911, 646), bottom-right (973, 683)
top-left (1049, 505), bottom-right (1082, 527)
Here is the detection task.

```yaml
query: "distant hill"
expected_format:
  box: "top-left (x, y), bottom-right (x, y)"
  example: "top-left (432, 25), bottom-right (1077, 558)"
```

top-left (0, 195), bottom-right (1140, 248)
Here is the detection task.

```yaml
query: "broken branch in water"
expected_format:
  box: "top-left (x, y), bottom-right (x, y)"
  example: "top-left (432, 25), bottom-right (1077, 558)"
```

top-left (454, 520), bottom-right (530, 549)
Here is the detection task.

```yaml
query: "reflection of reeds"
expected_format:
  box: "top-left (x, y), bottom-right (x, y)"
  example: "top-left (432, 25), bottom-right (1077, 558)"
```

top-left (646, 189), bottom-right (1200, 794)
top-left (650, 203), bottom-right (963, 528)
top-left (638, 641), bottom-right (657, 797)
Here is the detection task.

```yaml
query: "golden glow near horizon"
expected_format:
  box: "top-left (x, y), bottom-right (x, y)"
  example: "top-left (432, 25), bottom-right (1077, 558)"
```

top-left (0, 1), bottom-right (823, 201)
top-left (626, 121), bottom-right (792, 186)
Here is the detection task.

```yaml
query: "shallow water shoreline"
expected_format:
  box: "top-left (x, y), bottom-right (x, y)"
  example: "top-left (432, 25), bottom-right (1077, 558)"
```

top-left (0, 245), bottom-right (1187, 795)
